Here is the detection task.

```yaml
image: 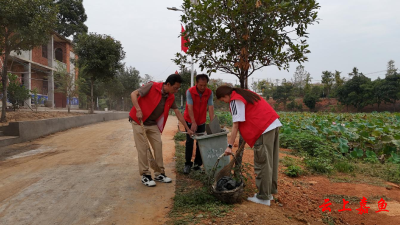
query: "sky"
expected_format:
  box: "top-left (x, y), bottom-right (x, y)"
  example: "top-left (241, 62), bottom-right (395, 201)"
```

top-left (82, 0), bottom-right (400, 85)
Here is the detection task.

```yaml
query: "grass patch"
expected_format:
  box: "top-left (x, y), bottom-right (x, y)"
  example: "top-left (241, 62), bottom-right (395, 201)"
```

top-left (324, 194), bottom-right (391, 204)
top-left (174, 132), bottom-right (186, 141)
top-left (168, 136), bottom-right (233, 224)
top-left (281, 156), bottom-right (296, 167)
top-left (334, 161), bottom-right (355, 173)
top-left (356, 162), bottom-right (400, 184)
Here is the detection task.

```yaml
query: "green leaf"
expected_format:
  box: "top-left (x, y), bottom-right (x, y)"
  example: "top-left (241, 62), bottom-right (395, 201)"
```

top-left (392, 140), bottom-right (400, 147)
top-left (339, 138), bottom-right (349, 153)
top-left (366, 150), bottom-right (377, 158)
top-left (381, 135), bottom-right (393, 143)
top-left (371, 130), bottom-right (382, 137)
top-left (350, 148), bottom-right (364, 158)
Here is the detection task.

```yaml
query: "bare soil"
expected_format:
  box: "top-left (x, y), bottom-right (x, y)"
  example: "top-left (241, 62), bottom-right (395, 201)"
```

top-left (202, 138), bottom-right (400, 225)
top-left (0, 111), bottom-right (85, 127)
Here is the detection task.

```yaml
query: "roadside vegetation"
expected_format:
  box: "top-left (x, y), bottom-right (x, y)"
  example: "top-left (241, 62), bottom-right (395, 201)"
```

top-left (168, 132), bottom-right (233, 225)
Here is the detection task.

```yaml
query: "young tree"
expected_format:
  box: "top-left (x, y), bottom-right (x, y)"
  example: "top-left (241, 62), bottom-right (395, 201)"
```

top-left (256, 79), bottom-right (273, 99)
top-left (386, 60), bottom-right (398, 77)
top-left (292, 65), bottom-right (309, 97)
top-left (74, 33), bottom-right (125, 113)
top-left (174, 0), bottom-right (320, 88)
top-left (54, 62), bottom-right (81, 113)
top-left (332, 70), bottom-right (345, 96)
top-left (54, 0), bottom-right (88, 38)
top-left (0, 0), bottom-right (57, 122)
top-left (321, 71), bottom-right (334, 98)
top-left (304, 73), bottom-right (313, 94)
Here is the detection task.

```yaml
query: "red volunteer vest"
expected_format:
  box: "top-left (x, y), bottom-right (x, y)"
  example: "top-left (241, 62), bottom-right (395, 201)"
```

top-left (230, 91), bottom-right (279, 147)
top-left (183, 86), bottom-right (212, 124)
top-left (129, 82), bottom-right (175, 133)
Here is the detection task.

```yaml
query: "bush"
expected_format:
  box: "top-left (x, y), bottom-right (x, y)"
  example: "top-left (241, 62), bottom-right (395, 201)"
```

top-left (7, 73), bottom-right (30, 111)
top-left (303, 93), bottom-right (319, 111)
top-left (284, 165), bottom-right (303, 177)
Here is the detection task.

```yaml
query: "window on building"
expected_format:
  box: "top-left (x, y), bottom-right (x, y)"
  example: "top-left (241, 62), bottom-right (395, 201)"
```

top-left (42, 45), bottom-right (48, 58)
top-left (55, 48), bottom-right (63, 62)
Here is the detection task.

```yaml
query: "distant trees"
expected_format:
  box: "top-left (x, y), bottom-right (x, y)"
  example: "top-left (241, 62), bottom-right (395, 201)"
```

top-left (269, 60), bottom-right (399, 112)
top-left (321, 71), bottom-right (334, 98)
top-left (74, 33), bottom-right (125, 113)
top-left (292, 65), bottom-right (309, 97)
top-left (272, 81), bottom-right (294, 110)
top-left (386, 60), bottom-right (398, 77)
top-left (336, 67), bottom-right (372, 111)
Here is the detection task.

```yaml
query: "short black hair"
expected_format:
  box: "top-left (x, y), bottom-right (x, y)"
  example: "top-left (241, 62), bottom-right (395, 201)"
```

top-left (165, 74), bottom-right (183, 85)
top-left (196, 74), bottom-right (209, 83)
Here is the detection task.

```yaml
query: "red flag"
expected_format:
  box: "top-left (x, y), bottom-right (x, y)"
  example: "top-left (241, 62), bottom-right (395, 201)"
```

top-left (175, 70), bottom-right (179, 74)
top-left (181, 25), bottom-right (189, 53)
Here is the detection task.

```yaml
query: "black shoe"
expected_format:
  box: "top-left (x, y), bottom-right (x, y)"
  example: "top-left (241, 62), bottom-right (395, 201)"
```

top-left (141, 175), bottom-right (156, 187)
top-left (193, 165), bottom-right (201, 171)
top-left (183, 165), bottom-right (191, 174)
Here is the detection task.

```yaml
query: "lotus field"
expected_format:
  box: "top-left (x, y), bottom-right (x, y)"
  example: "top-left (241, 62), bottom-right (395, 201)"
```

top-left (279, 112), bottom-right (400, 163)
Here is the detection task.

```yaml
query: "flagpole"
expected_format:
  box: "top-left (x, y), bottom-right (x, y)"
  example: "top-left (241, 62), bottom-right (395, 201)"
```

top-left (191, 56), bottom-right (194, 87)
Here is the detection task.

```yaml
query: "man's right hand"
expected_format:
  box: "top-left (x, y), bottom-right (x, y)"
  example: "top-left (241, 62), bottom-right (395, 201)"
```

top-left (136, 109), bottom-right (143, 122)
top-left (190, 122), bottom-right (197, 132)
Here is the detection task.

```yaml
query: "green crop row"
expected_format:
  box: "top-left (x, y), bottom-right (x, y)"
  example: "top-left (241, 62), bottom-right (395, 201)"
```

top-left (279, 112), bottom-right (400, 163)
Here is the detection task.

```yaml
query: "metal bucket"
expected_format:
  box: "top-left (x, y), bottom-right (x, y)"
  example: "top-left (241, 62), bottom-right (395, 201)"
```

top-left (192, 130), bottom-right (230, 175)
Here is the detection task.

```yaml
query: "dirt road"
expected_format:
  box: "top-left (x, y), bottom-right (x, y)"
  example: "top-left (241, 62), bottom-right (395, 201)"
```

top-left (0, 116), bottom-right (179, 225)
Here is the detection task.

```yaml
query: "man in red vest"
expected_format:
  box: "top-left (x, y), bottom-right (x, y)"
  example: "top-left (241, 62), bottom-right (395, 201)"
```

top-left (216, 85), bottom-right (282, 206)
top-left (183, 74), bottom-right (215, 174)
top-left (129, 74), bottom-right (193, 187)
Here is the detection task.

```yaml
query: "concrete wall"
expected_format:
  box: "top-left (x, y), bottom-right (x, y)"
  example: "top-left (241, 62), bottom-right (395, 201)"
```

top-left (0, 112), bottom-right (129, 148)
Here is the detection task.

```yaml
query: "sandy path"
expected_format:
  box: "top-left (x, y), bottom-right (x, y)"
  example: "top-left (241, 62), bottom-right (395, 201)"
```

top-left (0, 116), bottom-right (178, 225)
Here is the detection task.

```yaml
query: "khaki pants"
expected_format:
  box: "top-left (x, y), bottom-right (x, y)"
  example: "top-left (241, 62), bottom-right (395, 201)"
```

top-left (131, 121), bottom-right (164, 176)
top-left (253, 127), bottom-right (280, 200)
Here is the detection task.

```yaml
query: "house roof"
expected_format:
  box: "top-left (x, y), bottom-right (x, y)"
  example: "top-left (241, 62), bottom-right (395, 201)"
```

top-left (52, 31), bottom-right (73, 44)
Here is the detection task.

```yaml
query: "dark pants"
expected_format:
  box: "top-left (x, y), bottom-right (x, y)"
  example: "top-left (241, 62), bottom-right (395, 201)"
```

top-left (185, 121), bottom-right (205, 166)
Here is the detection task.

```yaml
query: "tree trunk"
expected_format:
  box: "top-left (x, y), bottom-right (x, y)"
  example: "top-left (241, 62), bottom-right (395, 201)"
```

top-left (90, 77), bottom-right (94, 114)
top-left (68, 96), bottom-right (71, 113)
top-left (1, 53), bottom-right (9, 122)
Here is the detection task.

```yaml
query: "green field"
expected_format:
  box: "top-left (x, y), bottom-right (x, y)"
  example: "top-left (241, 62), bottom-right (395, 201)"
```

top-left (279, 112), bottom-right (400, 163)
top-left (212, 111), bottom-right (400, 164)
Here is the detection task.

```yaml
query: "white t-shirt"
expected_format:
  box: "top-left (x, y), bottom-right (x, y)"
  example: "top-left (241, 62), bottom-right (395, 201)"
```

top-left (230, 100), bottom-right (282, 134)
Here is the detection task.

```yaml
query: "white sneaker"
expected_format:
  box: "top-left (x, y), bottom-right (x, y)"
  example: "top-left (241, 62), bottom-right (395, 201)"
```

top-left (142, 175), bottom-right (156, 187)
top-left (154, 173), bottom-right (172, 183)
top-left (247, 194), bottom-right (271, 206)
